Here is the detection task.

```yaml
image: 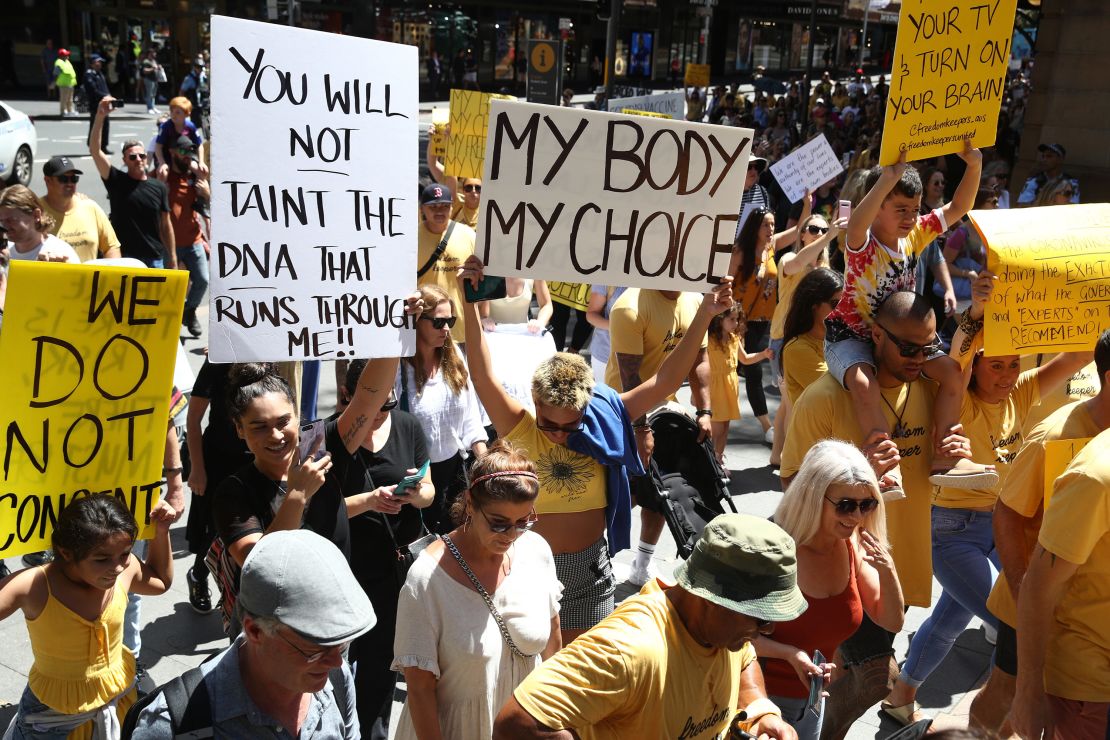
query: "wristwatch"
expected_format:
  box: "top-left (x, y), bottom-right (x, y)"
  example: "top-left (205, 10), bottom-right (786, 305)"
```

top-left (695, 408), bottom-right (713, 418)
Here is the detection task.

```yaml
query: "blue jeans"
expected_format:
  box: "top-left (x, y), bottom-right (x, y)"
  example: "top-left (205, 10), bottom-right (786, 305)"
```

top-left (770, 694), bottom-right (823, 740)
top-left (143, 79), bottom-right (158, 110)
top-left (123, 540), bottom-right (147, 659)
top-left (900, 506), bottom-right (1000, 687)
top-left (176, 242), bottom-right (209, 310)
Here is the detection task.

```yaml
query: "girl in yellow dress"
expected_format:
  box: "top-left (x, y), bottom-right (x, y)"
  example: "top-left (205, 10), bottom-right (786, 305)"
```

top-left (0, 494), bottom-right (174, 739)
top-left (707, 305), bottom-right (773, 464)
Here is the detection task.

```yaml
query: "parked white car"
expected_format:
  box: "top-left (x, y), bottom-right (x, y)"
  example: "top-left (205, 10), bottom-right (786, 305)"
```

top-left (0, 101), bottom-right (37, 186)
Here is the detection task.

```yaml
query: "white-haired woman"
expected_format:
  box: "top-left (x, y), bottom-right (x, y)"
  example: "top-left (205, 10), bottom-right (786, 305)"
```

top-left (757, 439), bottom-right (905, 740)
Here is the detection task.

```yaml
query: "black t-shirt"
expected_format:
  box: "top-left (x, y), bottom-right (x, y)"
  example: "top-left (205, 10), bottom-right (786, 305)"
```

top-left (329, 410), bottom-right (429, 587)
top-left (104, 167), bottom-right (169, 263)
top-left (211, 417), bottom-right (351, 561)
top-left (192, 360), bottom-right (251, 487)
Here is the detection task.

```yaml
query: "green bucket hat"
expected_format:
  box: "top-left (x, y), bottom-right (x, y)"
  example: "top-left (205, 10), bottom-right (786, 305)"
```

top-left (673, 514), bottom-right (807, 622)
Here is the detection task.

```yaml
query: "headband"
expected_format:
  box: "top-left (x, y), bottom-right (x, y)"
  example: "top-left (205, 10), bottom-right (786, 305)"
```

top-left (469, 470), bottom-right (539, 488)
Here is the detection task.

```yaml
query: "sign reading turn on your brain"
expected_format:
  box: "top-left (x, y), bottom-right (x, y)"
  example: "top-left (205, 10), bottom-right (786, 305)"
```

top-left (880, 0), bottom-right (1018, 166)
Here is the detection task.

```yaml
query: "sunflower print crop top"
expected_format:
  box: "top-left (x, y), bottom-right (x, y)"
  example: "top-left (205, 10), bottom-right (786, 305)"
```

top-left (505, 412), bottom-right (608, 514)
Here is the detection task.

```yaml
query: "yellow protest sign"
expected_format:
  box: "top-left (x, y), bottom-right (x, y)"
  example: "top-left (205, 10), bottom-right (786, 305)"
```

top-left (0, 262), bottom-right (187, 557)
top-left (1044, 438), bottom-right (1093, 509)
top-left (879, 0), bottom-right (1018, 166)
top-left (445, 89), bottom-right (516, 179)
top-left (431, 106), bottom-right (449, 158)
top-left (971, 204), bottom-right (1110, 356)
top-left (621, 108), bottom-right (672, 119)
top-left (684, 63), bottom-right (710, 88)
top-left (548, 281), bottom-right (591, 312)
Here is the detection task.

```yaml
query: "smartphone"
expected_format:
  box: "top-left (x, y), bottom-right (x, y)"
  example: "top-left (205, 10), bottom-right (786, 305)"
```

top-left (297, 419), bottom-right (326, 464)
top-left (807, 649), bottom-right (826, 717)
top-left (393, 460), bottom-right (430, 496)
top-left (464, 275), bottom-right (507, 303)
top-left (111, 99), bottom-right (126, 109)
top-left (838, 199), bottom-right (852, 221)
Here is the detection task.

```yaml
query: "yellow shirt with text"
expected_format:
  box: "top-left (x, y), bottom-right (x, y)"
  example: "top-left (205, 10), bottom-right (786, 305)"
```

top-left (41, 197), bottom-right (120, 263)
top-left (417, 220), bottom-right (475, 343)
top-left (932, 371), bottom-right (1040, 510)
top-left (782, 374), bottom-right (937, 606)
top-left (986, 401), bottom-right (1100, 627)
top-left (1020, 355), bottom-right (1099, 434)
top-left (514, 579), bottom-right (756, 740)
top-left (504, 412), bottom-right (607, 515)
top-left (782, 334), bottom-right (827, 404)
top-left (1039, 429), bottom-right (1110, 701)
top-left (605, 289), bottom-right (705, 400)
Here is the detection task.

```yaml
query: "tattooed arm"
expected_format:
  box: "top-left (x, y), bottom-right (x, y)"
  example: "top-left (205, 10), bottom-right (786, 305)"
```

top-left (336, 357), bottom-right (401, 454)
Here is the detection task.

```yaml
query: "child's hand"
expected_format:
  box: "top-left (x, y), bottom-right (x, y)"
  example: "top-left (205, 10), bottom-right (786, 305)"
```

top-left (762, 347), bottom-right (774, 361)
top-left (149, 500), bottom-right (177, 532)
top-left (883, 149), bottom-right (908, 179)
top-left (956, 138), bottom-right (982, 166)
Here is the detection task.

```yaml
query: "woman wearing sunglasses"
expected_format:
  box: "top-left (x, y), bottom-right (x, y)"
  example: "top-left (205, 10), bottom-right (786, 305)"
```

top-left (393, 440), bottom-right (562, 740)
top-left (758, 440), bottom-right (904, 740)
top-left (400, 285), bottom-right (488, 533)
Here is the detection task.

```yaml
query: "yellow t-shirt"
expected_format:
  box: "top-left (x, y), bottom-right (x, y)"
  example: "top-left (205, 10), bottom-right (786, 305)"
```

top-left (605, 289), bottom-right (706, 399)
top-left (782, 334), bottom-right (826, 404)
top-left (41, 196), bottom-right (120, 263)
top-left (450, 196), bottom-right (479, 229)
top-left (932, 370), bottom-right (1040, 510)
top-left (986, 401), bottom-right (1100, 627)
top-left (504, 412), bottom-right (606, 514)
top-left (417, 220), bottom-right (475, 343)
top-left (1039, 429), bottom-right (1110, 701)
top-left (513, 580), bottom-right (757, 739)
top-left (769, 262), bottom-right (809, 340)
top-left (1020, 355), bottom-right (1099, 434)
top-left (782, 374), bottom-right (938, 607)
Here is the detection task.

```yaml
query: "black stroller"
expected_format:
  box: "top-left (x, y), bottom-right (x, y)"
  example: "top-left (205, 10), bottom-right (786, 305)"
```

top-left (644, 408), bottom-right (738, 559)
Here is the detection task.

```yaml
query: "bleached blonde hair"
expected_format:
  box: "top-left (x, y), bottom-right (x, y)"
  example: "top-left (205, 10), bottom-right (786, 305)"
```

top-left (531, 352), bottom-right (595, 411)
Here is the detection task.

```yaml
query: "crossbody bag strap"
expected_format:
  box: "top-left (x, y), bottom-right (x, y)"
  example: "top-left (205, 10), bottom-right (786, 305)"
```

top-left (352, 447), bottom-right (428, 545)
top-left (441, 535), bottom-right (529, 659)
top-left (417, 221), bottom-right (455, 278)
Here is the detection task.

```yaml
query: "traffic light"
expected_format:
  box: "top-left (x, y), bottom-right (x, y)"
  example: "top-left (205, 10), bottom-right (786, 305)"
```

top-left (597, 0), bottom-right (611, 21)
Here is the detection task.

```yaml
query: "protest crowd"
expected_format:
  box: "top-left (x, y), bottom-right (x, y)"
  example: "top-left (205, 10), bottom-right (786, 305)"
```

top-left (1, 14), bottom-right (1108, 740)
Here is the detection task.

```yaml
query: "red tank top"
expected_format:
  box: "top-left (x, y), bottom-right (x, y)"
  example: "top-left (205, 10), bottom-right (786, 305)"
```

top-left (760, 540), bottom-right (865, 699)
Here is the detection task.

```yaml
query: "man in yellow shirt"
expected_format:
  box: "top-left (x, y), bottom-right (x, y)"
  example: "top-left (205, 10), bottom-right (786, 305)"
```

top-left (606, 288), bottom-right (711, 586)
top-left (1014, 426), bottom-right (1110, 740)
top-left (38, 156), bottom-right (121, 262)
top-left (416, 183), bottom-right (474, 345)
top-left (970, 329), bottom-right (1110, 735)
top-left (494, 514), bottom-right (806, 740)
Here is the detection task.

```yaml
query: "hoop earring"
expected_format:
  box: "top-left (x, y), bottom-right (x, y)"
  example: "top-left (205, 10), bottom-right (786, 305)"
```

top-left (463, 514), bottom-right (472, 533)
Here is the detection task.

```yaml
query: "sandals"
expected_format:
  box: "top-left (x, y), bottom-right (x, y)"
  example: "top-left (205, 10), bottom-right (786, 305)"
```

top-left (929, 458), bottom-right (999, 489)
top-left (880, 700), bottom-right (932, 728)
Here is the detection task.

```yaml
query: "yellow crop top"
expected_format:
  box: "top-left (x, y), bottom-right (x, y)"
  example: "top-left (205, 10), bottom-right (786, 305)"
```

top-left (26, 568), bottom-right (135, 719)
top-left (505, 412), bottom-right (608, 514)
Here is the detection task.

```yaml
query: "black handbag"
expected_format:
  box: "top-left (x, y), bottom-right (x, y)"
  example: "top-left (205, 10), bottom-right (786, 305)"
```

top-left (382, 512), bottom-right (436, 587)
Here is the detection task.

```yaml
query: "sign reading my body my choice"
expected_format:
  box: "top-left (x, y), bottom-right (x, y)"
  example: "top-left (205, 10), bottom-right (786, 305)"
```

top-left (479, 100), bottom-right (753, 291)
top-left (209, 16), bottom-right (418, 362)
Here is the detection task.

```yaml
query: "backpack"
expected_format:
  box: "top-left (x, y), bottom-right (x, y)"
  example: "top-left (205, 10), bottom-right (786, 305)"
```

top-left (120, 664), bottom-right (211, 739)
top-left (204, 535), bottom-right (242, 638)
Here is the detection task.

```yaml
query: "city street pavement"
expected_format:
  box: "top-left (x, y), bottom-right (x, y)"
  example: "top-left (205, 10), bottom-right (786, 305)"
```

top-left (0, 96), bottom-right (994, 738)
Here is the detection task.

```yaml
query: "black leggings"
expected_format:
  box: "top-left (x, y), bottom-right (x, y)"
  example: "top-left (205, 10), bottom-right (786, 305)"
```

top-left (351, 572), bottom-right (402, 740)
top-left (550, 302), bottom-right (593, 352)
top-left (740, 321), bottom-right (770, 418)
top-left (429, 452), bottom-right (466, 534)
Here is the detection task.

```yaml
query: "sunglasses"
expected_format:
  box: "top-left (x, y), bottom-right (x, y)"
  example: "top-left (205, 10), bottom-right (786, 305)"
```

top-left (277, 630), bottom-right (349, 663)
top-left (175, 148), bottom-right (195, 157)
top-left (876, 323), bottom-right (943, 358)
top-left (535, 413), bottom-right (584, 434)
top-left (54, 175), bottom-right (80, 184)
top-left (380, 398), bottom-right (398, 412)
top-left (1061, 190), bottom-right (1074, 198)
top-left (462, 184), bottom-right (482, 193)
top-left (804, 224), bottom-right (829, 235)
top-left (127, 152), bottom-right (148, 161)
top-left (419, 315), bottom-right (457, 330)
top-left (477, 506), bottom-right (539, 534)
top-left (825, 495), bottom-right (879, 515)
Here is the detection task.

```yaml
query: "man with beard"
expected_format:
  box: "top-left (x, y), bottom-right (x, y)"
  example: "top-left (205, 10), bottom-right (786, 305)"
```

top-left (416, 183), bottom-right (474, 345)
top-left (165, 134), bottom-right (210, 337)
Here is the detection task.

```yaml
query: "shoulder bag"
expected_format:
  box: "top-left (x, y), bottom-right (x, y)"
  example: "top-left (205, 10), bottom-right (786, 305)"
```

top-left (417, 221), bottom-right (455, 278)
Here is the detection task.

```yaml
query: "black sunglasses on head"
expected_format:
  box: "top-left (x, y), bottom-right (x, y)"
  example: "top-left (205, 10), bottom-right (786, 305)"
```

top-left (825, 495), bottom-right (879, 515)
top-left (419, 315), bottom-right (457, 330)
top-left (876, 323), bottom-right (943, 358)
top-left (804, 224), bottom-right (829, 235)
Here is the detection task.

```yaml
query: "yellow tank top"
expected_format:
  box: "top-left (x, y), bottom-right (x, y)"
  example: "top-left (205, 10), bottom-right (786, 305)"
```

top-left (26, 569), bottom-right (135, 716)
top-left (505, 413), bottom-right (607, 514)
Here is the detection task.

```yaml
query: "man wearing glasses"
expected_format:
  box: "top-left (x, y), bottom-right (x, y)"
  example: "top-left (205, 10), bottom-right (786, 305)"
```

top-left (90, 97), bottom-right (176, 269)
top-left (38, 155), bottom-right (121, 263)
top-left (130, 529), bottom-right (371, 738)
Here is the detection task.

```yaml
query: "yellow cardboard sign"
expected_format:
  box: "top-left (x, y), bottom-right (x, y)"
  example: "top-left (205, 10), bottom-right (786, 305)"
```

top-left (0, 262), bottom-right (187, 557)
top-left (431, 106), bottom-right (449, 158)
top-left (445, 89), bottom-right (516, 179)
top-left (1044, 438), bottom-right (1093, 509)
top-left (879, 0), bottom-right (1018, 166)
top-left (621, 108), bottom-right (672, 119)
top-left (548, 281), bottom-right (591, 311)
top-left (684, 63), bottom-right (710, 88)
top-left (971, 204), bottom-right (1110, 356)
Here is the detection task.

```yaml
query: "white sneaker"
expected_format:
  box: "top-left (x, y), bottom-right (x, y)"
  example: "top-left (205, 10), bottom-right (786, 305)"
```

top-left (764, 427), bottom-right (774, 444)
top-left (627, 561), bottom-right (652, 587)
top-left (148, 108), bottom-right (159, 115)
top-left (983, 623), bottom-right (997, 645)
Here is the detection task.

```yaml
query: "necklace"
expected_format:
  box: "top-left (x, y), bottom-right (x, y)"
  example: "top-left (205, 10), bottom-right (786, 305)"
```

top-left (880, 386), bottom-right (910, 437)
top-left (501, 542), bottom-right (515, 576)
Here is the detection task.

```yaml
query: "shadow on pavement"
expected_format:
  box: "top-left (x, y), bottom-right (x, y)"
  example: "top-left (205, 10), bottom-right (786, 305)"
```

top-left (727, 464), bottom-right (780, 497)
top-left (139, 601), bottom-right (227, 673)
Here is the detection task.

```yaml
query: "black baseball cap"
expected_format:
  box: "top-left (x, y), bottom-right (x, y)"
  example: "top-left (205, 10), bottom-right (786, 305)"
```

top-left (420, 183), bottom-right (454, 206)
top-left (174, 135), bottom-right (198, 158)
top-left (43, 156), bottom-right (83, 177)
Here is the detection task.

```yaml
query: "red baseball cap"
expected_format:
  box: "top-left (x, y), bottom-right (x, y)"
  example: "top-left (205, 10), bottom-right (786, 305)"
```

top-left (58, 48), bottom-right (71, 57)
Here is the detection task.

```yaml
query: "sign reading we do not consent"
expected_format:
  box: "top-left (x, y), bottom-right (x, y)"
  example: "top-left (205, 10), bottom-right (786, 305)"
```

top-left (209, 16), bottom-right (418, 362)
top-left (479, 100), bottom-right (753, 291)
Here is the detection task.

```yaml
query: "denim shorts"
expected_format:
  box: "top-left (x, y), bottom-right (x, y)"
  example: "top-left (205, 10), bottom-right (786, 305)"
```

top-left (769, 337), bottom-right (785, 384)
top-left (824, 337), bottom-right (876, 388)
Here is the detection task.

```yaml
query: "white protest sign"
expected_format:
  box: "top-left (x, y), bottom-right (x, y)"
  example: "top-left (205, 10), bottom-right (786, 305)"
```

top-left (769, 134), bottom-right (844, 203)
top-left (608, 91), bottom-right (685, 119)
top-left (209, 16), bottom-right (418, 362)
top-left (485, 326), bottom-right (558, 412)
top-left (479, 100), bottom-right (753, 291)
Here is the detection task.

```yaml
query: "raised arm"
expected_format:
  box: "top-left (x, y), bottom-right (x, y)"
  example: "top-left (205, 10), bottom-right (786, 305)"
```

top-left (940, 140), bottom-right (983, 227)
top-left (89, 98), bottom-right (114, 180)
top-left (336, 357), bottom-right (402, 454)
top-left (772, 191), bottom-right (813, 250)
top-left (846, 150), bottom-right (906, 249)
top-left (780, 216), bottom-right (844, 276)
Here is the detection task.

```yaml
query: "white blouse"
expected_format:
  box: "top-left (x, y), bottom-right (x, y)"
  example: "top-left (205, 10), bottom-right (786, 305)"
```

top-left (395, 363), bottom-right (487, 463)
